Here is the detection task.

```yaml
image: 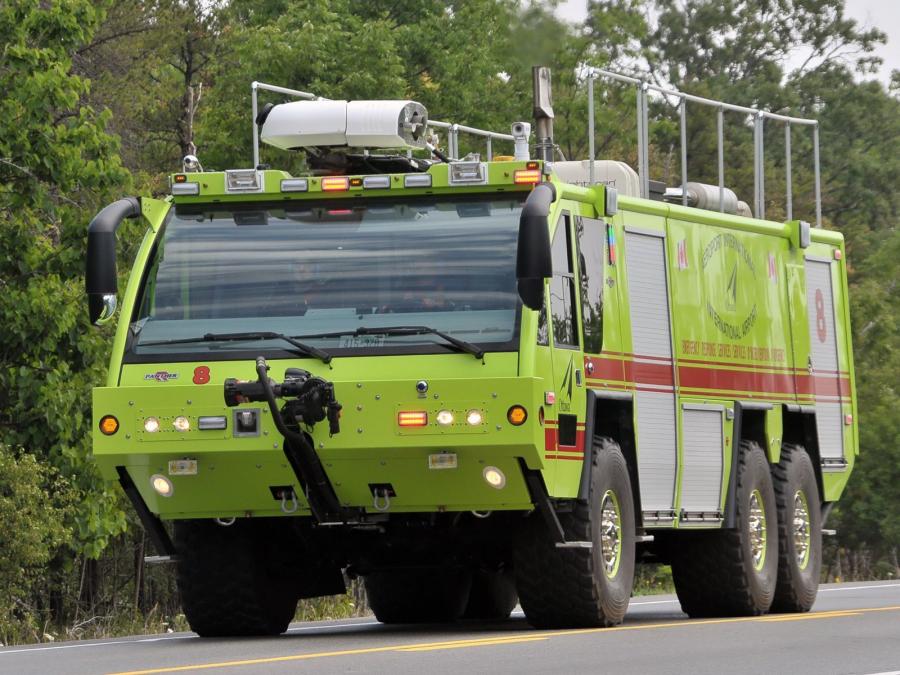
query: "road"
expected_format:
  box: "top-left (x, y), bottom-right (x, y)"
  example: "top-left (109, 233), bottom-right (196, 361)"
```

top-left (2, 581), bottom-right (898, 675)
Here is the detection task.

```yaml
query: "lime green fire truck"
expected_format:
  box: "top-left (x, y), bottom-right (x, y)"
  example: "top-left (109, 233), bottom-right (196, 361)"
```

top-left (86, 70), bottom-right (856, 636)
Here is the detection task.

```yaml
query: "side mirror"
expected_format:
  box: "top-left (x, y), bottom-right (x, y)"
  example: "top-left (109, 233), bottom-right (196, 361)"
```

top-left (86, 198), bottom-right (141, 325)
top-left (516, 183), bottom-right (555, 310)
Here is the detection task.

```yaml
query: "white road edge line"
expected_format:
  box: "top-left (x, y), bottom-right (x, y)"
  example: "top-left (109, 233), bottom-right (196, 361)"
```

top-left (820, 583), bottom-right (900, 592)
top-left (0, 635), bottom-right (195, 655)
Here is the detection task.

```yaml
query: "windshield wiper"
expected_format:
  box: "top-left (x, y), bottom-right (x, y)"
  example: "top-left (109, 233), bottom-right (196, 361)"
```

top-left (300, 325), bottom-right (485, 360)
top-left (139, 331), bottom-right (333, 364)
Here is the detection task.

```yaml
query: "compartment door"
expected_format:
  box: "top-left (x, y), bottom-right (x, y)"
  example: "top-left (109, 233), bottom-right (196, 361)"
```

top-left (625, 228), bottom-right (677, 523)
top-left (679, 404), bottom-right (725, 524)
top-left (805, 258), bottom-right (845, 466)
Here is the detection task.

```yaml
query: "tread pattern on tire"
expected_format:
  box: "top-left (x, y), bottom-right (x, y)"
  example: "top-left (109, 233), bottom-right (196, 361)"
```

top-left (176, 520), bottom-right (297, 637)
top-left (771, 444), bottom-right (821, 612)
top-left (670, 440), bottom-right (776, 618)
top-left (514, 437), bottom-right (633, 628)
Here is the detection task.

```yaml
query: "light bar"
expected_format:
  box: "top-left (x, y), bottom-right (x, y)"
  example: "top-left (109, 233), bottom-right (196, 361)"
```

top-left (449, 161), bottom-right (486, 185)
top-left (171, 182), bottom-right (199, 196)
top-left (404, 174), bottom-right (432, 188)
top-left (398, 411), bottom-right (428, 427)
top-left (280, 178), bottom-right (309, 193)
top-left (363, 175), bottom-right (391, 189)
top-left (322, 176), bottom-right (350, 192)
top-left (225, 169), bottom-right (262, 192)
top-left (514, 169), bottom-right (541, 184)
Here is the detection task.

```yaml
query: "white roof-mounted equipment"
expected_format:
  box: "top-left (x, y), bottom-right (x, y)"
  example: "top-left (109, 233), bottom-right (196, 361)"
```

top-left (259, 99), bottom-right (428, 151)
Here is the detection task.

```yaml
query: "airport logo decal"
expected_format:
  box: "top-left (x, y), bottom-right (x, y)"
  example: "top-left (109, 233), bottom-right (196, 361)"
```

top-left (702, 233), bottom-right (758, 340)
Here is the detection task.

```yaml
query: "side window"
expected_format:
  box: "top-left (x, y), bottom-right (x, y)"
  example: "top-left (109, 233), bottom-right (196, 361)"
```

top-left (576, 216), bottom-right (605, 353)
top-left (537, 291), bottom-right (549, 345)
top-left (549, 214), bottom-right (578, 347)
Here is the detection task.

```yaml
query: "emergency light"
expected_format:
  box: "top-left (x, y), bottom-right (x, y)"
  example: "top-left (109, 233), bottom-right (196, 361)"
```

top-left (260, 99), bottom-right (428, 151)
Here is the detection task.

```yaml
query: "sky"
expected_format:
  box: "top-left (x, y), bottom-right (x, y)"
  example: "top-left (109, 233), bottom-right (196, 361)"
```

top-left (555, 0), bottom-right (899, 85)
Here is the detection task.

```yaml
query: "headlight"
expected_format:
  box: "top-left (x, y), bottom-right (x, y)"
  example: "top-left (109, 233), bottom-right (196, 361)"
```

top-left (436, 410), bottom-right (455, 426)
top-left (150, 474), bottom-right (174, 497)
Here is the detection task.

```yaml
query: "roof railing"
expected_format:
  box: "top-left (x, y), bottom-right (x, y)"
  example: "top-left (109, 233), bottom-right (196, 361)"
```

top-left (251, 81), bottom-right (514, 168)
top-left (585, 69), bottom-right (822, 226)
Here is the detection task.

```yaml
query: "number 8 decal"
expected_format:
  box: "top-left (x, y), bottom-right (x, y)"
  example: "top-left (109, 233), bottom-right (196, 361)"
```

top-left (815, 288), bottom-right (827, 343)
top-left (193, 365), bottom-right (211, 385)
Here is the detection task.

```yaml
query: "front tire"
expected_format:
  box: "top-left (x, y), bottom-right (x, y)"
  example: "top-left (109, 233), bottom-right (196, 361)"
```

top-left (670, 440), bottom-right (778, 617)
top-left (771, 444), bottom-right (822, 612)
top-left (514, 437), bottom-right (636, 628)
top-left (175, 519), bottom-right (299, 637)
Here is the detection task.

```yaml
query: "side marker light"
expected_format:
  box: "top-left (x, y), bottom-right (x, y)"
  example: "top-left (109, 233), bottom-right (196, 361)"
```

top-left (507, 405), bottom-right (528, 426)
top-left (99, 415), bottom-right (119, 435)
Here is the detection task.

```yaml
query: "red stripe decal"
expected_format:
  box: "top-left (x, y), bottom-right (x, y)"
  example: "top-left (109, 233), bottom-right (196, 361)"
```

top-left (632, 361), bottom-right (675, 386)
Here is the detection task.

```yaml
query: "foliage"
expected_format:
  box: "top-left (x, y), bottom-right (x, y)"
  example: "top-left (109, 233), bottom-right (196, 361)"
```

top-left (0, 447), bottom-right (74, 643)
top-left (0, 0), bottom-right (130, 564)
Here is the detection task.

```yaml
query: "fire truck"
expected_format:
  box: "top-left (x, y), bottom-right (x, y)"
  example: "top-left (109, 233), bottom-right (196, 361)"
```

top-left (87, 68), bottom-right (856, 636)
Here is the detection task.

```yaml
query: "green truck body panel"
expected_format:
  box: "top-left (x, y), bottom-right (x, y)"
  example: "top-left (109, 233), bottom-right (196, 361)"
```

top-left (92, 157), bottom-right (857, 527)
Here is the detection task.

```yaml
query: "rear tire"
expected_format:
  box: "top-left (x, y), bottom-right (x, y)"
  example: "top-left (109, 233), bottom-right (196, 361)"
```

top-left (771, 444), bottom-right (822, 613)
top-left (462, 569), bottom-right (518, 620)
top-left (175, 519), bottom-right (299, 637)
top-left (670, 441), bottom-right (778, 617)
top-left (514, 437), bottom-right (636, 628)
top-left (364, 568), bottom-right (471, 624)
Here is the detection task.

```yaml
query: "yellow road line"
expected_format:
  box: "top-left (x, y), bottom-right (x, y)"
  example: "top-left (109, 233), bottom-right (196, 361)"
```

top-left (397, 635), bottom-right (549, 652)
top-left (108, 604), bottom-right (900, 675)
top-left (759, 610), bottom-right (862, 622)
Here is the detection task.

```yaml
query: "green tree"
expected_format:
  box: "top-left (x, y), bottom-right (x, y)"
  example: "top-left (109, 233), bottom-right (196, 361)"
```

top-left (0, 0), bottom-right (130, 563)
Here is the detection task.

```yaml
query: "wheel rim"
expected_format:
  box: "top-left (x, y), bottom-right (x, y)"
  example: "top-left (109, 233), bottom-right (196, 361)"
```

top-left (599, 489), bottom-right (622, 578)
top-left (793, 489), bottom-right (812, 570)
top-left (748, 489), bottom-right (767, 571)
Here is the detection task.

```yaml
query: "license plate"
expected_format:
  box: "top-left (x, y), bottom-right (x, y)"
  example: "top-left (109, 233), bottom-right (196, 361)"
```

top-left (168, 459), bottom-right (198, 476)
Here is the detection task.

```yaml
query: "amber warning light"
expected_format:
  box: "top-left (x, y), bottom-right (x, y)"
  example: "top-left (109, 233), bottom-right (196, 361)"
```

top-left (99, 415), bottom-right (119, 435)
top-left (514, 169), bottom-right (541, 185)
top-left (322, 176), bottom-right (350, 192)
top-left (398, 411), bottom-right (428, 427)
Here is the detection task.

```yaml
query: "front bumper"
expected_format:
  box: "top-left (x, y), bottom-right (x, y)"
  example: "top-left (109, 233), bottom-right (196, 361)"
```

top-left (92, 376), bottom-right (544, 519)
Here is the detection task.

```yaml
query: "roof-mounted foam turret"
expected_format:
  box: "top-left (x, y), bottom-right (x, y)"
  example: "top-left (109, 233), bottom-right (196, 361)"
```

top-left (259, 99), bottom-right (428, 151)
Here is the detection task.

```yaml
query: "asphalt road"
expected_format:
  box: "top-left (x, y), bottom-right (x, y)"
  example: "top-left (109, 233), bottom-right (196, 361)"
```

top-left (2, 581), bottom-right (899, 675)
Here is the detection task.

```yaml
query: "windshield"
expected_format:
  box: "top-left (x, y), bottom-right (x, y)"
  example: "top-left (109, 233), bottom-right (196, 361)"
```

top-left (129, 195), bottom-right (524, 360)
